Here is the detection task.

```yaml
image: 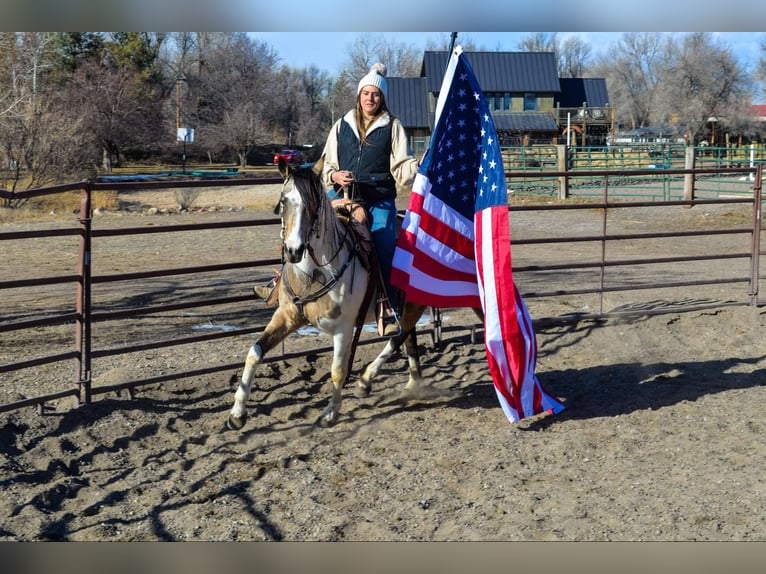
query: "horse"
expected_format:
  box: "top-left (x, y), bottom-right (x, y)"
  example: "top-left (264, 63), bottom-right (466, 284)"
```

top-left (227, 158), bottom-right (430, 430)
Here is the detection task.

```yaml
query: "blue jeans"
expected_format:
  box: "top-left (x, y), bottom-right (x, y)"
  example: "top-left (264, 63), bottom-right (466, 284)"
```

top-left (367, 199), bottom-right (399, 309)
top-left (327, 189), bottom-right (399, 309)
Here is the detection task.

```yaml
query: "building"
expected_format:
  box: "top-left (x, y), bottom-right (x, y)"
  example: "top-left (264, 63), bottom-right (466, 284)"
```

top-left (386, 50), bottom-right (610, 153)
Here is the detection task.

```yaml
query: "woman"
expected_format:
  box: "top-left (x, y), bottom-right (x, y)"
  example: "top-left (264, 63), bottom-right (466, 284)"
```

top-left (320, 63), bottom-right (419, 336)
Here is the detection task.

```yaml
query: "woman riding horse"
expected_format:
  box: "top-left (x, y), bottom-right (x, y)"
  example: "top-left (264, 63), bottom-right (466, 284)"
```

top-left (321, 63), bottom-right (419, 335)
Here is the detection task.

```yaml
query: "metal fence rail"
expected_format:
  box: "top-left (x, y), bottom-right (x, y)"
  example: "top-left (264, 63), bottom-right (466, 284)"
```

top-left (1, 165), bottom-right (763, 416)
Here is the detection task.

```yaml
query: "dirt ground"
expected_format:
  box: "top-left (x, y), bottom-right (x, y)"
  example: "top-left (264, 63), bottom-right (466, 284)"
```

top-left (1, 183), bottom-right (765, 541)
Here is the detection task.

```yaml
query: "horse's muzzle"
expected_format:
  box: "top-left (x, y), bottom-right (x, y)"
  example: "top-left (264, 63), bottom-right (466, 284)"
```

top-left (284, 245), bottom-right (305, 263)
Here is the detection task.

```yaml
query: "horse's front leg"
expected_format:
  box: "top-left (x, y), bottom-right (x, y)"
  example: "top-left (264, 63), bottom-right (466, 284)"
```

top-left (317, 330), bottom-right (354, 427)
top-left (356, 336), bottom-right (400, 398)
top-left (356, 302), bottom-right (426, 398)
top-left (227, 307), bottom-right (304, 431)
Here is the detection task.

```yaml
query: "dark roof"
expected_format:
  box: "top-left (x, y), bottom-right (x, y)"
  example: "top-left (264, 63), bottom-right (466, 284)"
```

top-left (386, 77), bottom-right (429, 128)
top-left (421, 111), bottom-right (558, 133)
top-left (556, 78), bottom-right (609, 108)
top-left (422, 51), bottom-right (561, 93)
top-left (493, 112), bottom-right (559, 132)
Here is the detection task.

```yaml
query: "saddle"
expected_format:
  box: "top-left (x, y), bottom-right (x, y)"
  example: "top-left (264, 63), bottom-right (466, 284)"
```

top-left (332, 198), bottom-right (400, 336)
top-left (261, 197), bottom-right (398, 336)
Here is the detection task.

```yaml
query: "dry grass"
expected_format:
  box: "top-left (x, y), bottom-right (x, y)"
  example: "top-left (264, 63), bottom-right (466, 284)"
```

top-left (0, 191), bottom-right (119, 224)
top-left (32, 190), bottom-right (120, 212)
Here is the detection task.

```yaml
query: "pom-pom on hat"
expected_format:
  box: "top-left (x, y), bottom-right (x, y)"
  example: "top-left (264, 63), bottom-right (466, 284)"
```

top-left (357, 63), bottom-right (388, 100)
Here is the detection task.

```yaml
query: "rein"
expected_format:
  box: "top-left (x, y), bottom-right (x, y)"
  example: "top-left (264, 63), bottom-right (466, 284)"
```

top-left (280, 170), bottom-right (368, 319)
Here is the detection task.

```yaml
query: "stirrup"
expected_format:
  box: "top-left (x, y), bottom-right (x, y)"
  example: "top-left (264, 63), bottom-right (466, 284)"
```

top-left (377, 299), bottom-right (401, 337)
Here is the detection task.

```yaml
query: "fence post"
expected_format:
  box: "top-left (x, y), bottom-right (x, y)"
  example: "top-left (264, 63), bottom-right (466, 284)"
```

top-left (683, 145), bottom-right (696, 201)
top-left (557, 144), bottom-right (569, 199)
top-left (76, 181), bottom-right (93, 404)
top-left (749, 165), bottom-right (762, 306)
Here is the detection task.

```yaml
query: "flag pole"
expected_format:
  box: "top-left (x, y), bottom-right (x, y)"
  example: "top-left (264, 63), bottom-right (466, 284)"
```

top-left (448, 32), bottom-right (458, 57)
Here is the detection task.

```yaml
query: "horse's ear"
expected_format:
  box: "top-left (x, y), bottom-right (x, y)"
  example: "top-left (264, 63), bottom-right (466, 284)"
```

top-left (278, 156), bottom-right (290, 179)
top-left (312, 156), bottom-right (324, 177)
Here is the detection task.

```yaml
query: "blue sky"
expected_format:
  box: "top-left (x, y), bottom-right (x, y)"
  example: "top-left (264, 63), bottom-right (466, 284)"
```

top-left (252, 32), bottom-right (764, 76)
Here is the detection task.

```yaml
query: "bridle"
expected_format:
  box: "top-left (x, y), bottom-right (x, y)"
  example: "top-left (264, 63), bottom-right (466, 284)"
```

top-left (278, 167), bottom-right (364, 318)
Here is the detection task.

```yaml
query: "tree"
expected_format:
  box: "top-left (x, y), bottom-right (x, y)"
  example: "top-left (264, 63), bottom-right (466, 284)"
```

top-left (590, 32), bottom-right (672, 130)
top-left (49, 32), bottom-right (104, 74)
top-left (756, 34), bottom-right (766, 100)
top-left (517, 32), bottom-right (558, 53)
top-left (517, 32), bottom-right (592, 78)
top-left (182, 33), bottom-right (280, 166)
top-left (0, 32), bottom-right (96, 190)
top-left (293, 64), bottom-right (333, 147)
top-left (342, 33), bottom-right (422, 80)
top-left (65, 57), bottom-right (165, 171)
top-left (559, 36), bottom-right (592, 79)
top-left (656, 33), bottom-right (750, 144)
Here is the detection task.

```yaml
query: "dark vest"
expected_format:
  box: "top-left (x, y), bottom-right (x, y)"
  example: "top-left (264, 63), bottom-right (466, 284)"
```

top-left (336, 117), bottom-right (396, 204)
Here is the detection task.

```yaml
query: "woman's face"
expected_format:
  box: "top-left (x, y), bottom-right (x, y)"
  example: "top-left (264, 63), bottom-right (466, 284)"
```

top-left (359, 86), bottom-right (382, 118)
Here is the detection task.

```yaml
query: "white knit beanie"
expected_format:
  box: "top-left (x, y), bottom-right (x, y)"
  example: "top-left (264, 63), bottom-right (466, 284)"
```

top-left (357, 63), bottom-right (388, 100)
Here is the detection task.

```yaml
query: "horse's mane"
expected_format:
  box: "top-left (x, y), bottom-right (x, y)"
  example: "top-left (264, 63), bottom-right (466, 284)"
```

top-left (288, 164), bottom-right (337, 243)
top-left (291, 165), bottom-right (326, 217)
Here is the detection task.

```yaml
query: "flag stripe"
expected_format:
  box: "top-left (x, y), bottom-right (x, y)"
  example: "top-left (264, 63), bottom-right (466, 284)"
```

top-left (392, 172), bottom-right (481, 306)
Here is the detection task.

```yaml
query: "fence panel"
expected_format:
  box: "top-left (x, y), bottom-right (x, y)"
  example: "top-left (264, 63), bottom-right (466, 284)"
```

top-left (1, 165), bottom-right (762, 415)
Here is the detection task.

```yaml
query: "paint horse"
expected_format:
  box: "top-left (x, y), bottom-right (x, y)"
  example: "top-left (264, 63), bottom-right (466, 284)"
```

top-left (227, 159), bottom-right (430, 430)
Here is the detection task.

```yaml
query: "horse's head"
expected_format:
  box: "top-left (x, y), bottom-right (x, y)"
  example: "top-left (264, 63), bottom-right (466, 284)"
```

top-left (277, 157), bottom-right (325, 264)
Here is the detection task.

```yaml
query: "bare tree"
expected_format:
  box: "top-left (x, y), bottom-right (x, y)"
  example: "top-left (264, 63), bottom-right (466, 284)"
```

top-left (559, 36), bottom-right (592, 78)
top-left (591, 32), bottom-right (672, 130)
top-left (756, 34), bottom-right (766, 99)
top-left (517, 32), bottom-right (558, 53)
top-left (0, 32), bottom-right (98, 190)
top-left (342, 33), bottom-right (422, 79)
top-left (517, 32), bottom-right (593, 78)
top-left (64, 54), bottom-right (165, 172)
top-left (292, 64), bottom-right (333, 147)
top-left (656, 33), bottom-right (750, 144)
top-left (183, 33), bottom-right (279, 166)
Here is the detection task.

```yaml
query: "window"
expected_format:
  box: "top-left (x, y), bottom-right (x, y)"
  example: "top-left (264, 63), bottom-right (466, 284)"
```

top-left (523, 93), bottom-right (537, 112)
top-left (487, 92), bottom-right (511, 111)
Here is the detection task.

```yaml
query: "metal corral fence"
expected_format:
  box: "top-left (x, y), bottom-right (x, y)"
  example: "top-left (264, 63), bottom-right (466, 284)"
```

top-left (501, 143), bottom-right (766, 198)
top-left (1, 164), bottom-right (763, 416)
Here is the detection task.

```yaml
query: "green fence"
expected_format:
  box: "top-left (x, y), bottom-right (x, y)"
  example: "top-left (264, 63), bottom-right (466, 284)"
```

top-left (501, 144), bottom-right (766, 200)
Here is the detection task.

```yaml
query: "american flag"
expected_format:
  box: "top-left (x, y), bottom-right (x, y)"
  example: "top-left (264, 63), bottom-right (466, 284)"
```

top-left (391, 46), bottom-right (565, 423)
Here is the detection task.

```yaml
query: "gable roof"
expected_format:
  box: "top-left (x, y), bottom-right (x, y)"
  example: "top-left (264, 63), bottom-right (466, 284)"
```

top-left (556, 78), bottom-right (609, 108)
top-left (422, 51), bottom-right (561, 93)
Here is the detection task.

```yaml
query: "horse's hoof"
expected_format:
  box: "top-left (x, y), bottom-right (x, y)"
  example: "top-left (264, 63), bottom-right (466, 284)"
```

top-left (227, 413), bottom-right (247, 431)
top-left (354, 384), bottom-right (371, 399)
top-left (316, 407), bottom-right (337, 427)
